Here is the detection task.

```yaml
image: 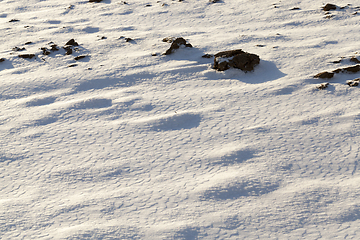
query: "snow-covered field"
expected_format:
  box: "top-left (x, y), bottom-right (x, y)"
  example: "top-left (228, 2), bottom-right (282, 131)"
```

top-left (1, 0), bottom-right (360, 239)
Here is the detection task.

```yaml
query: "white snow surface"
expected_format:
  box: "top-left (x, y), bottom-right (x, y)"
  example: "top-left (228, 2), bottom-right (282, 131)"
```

top-left (1, 0), bottom-right (360, 239)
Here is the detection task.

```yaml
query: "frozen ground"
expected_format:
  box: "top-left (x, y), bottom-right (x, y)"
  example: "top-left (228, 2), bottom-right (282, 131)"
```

top-left (1, 0), bottom-right (360, 239)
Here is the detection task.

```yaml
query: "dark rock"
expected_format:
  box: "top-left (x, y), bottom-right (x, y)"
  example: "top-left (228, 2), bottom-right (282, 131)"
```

top-left (74, 55), bottom-right (87, 60)
top-left (41, 47), bottom-right (51, 55)
top-left (68, 64), bottom-right (78, 67)
top-left (290, 7), bottom-right (300, 10)
top-left (162, 37), bottom-right (174, 43)
top-left (125, 37), bottom-right (133, 42)
top-left (210, 0), bottom-right (221, 3)
top-left (332, 59), bottom-right (342, 63)
top-left (18, 54), bottom-right (35, 59)
top-left (314, 71), bottom-right (334, 78)
top-left (342, 65), bottom-right (360, 73)
top-left (316, 82), bottom-right (329, 90)
top-left (65, 39), bottom-right (79, 46)
top-left (9, 19), bottom-right (19, 22)
top-left (323, 4), bottom-right (337, 11)
top-left (65, 47), bottom-right (73, 55)
top-left (0, 58), bottom-right (5, 62)
top-left (50, 44), bottom-right (59, 51)
top-left (24, 42), bottom-right (33, 45)
top-left (350, 57), bottom-right (360, 63)
top-left (332, 68), bottom-right (342, 73)
top-left (89, 0), bottom-right (103, 2)
top-left (202, 54), bottom-right (213, 58)
top-left (213, 49), bottom-right (260, 72)
top-left (256, 44), bottom-right (265, 47)
top-left (12, 46), bottom-right (26, 51)
top-left (145, 4), bottom-right (152, 7)
top-left (151, 53), bottom-right (157, 56)
top-left (164, 37), bottom-right (192, 55)
top-left (347, 78), bottom-right (360, 87)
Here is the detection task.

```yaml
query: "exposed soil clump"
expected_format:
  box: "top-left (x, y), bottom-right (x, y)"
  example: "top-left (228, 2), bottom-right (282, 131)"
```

top-left (316, 82), bottom-right (329, 90)
top-left (347, 78), bottom-right (360, 87)
top-left (314, 71), bottom-right (334, 79)
top-left (65, 39), bottom-right (79, 46)
top-left (323, 4), bottom-right (337, 11)
top-left (213, 49), bottom-right (260, 72)
top-left (18, 54), bottom-right (35, 59)
top-left (164, 37), bottom-right (192, 55)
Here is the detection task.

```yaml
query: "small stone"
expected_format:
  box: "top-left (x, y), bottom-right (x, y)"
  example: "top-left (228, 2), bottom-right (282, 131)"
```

top-left (50, 44), bottom-right (59, 51)
top-left (162, 37), bottom-right (174, 43)
top-left (74, 55), bottom-right (87, 60)
top-left (18, 54), bottom-right (35, 59)
top-left (350, 57), bottom-right (360, 63)
top-left (164, 37), bottom-right (192, 55)
top-left (210, 0), bottom-right (221, 3)
top-left (290, 7), bottom-right (300, 10)
top-left (342, 65), bottom-right (360, 73)
top-left (323, 4), bottom-right (337, 11)
top-left (24, 42), bottom-right (33, 45)
top-left (12, 46), bottom-right (26, 51)
top-left (314, 71), bottom-right (334, 79)
top-left (214, 49), bottom-right (260, 72)
top-left (202, 54), bottom-right (213, 58)
top-left (256, 44), bottom-right (265, 47)
top-left (347, 78), bottom-right (360, 87)
top-left (9, 19), bottom-right (19, 22)
top-left (125, 37), bottom-right (133, 42)
top-left (316, 82), bottom-right (329, 90)
top-left (64, 47), bottom-right (73, 55)
top-left (41, 47), bottom-right (51, 55)
top-left (65, 39), bottom-right (79, 46)
top-left (145, 4), bottom-right (152, 7)
top-left (0, 58), bottom-right (5, 62)
top-left (68, 64), bottom-right (78, 67)
top-left (151, 53), bottom-right (157, 56)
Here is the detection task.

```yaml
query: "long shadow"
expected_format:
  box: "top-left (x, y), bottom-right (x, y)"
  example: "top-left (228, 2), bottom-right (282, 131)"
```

top-left (0, 59), bottom-right (14, 71)
top-left (202, 180), bottom-right (279, 200)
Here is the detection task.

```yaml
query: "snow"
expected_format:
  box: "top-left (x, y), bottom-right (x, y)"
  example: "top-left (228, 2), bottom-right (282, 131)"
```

top-left (1, 0), bottom-right (360, 239)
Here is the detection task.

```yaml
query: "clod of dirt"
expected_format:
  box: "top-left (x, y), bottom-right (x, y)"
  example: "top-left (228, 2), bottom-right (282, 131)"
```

top-left (342, 65), bottom-right (360, 73)
top-left (63, 46), bottom-right (73, 55)
top-left (74, 55), bottom-right (87, 61)
top-left (18, 54), bottom-right (35, 59)
top-left (162, 37), bottom-right (174, 43)
top-left (50, 44), bottom-right (59, 51)
top-left (350, 57), bottom-right (360, 63)
top-left (65, 39), bottom-right (79, 46)
top-left (314, 71), bottom-right (334, 79)
top-left (213, 49), bottom-right (260, 72)
top-left (9, 19), bottom-right (19, 22)
top-left (323, 4), bottom-right (337, 11)
top-left (41, 47), bottom-right (51, 55)
top-left (12, 47), bottom-right (25, 51)
top-left (202, 54), bottom-right (213, 58)
top-left (0, 58), bottom-right (5, 62)
top-left (164, 37), bottom-right (192, 55)
top-left (347, 78), bottom-right (360, 87)
top-left (316, 82), bottom-right (329, 90)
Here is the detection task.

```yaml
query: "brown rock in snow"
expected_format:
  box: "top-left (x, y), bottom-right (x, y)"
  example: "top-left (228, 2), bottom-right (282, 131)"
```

top-left (164, 37), bottom-right (192, 55)
top-left (213, 49), bottom-right (260, 72)
top-left (314, 71), bottom-right (334, 79)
